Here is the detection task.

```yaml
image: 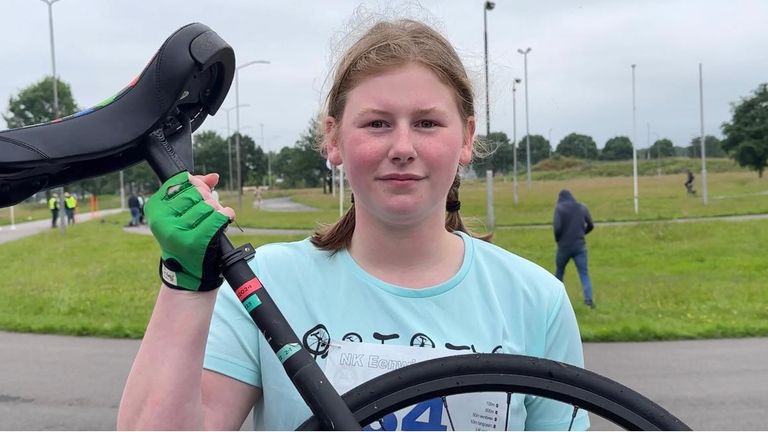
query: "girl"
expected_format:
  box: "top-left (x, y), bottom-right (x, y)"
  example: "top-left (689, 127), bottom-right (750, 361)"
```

top-left (118, 19), bottom-right (588, 431)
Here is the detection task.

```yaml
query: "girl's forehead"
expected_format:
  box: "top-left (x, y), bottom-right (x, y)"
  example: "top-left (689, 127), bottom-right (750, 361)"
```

top-left (345, 63), bottom-right (458, 109)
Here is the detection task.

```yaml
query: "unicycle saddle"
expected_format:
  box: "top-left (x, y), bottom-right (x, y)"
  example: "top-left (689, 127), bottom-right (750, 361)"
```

top-left (0, 22), bottom-right (235, 207)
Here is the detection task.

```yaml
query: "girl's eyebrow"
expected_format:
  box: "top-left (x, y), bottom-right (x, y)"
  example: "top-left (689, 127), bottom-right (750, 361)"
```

top-left (353, 107), bottom-right (448, 119)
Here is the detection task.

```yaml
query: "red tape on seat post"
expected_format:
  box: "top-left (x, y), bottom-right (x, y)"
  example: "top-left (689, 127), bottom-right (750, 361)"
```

top-left (235, 277), bottom-right (263, 301)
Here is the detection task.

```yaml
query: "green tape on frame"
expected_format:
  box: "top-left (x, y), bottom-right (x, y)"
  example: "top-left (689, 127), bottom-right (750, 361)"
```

top-left (243, 295), bottom-right (262, 313)
top-left (276, 343), bottom-right (302, 363)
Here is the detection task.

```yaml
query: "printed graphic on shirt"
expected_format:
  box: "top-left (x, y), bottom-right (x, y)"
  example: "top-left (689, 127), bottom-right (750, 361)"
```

top-left (325, 341), bottom-right (525, 431)
top-left (301, 324), bottom-right (502, 358)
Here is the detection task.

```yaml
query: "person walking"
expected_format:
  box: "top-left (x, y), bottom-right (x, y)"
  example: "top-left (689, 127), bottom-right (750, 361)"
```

top-left (553, 189), bottom-right (595, 308)
top-left (48, 193), bottom-right (60, 228)
top-left (127, 193), bottom-right (141, 227)
top-left (64, 192), bottom-right (77, 224)
top-left (684, 169), bottom-right (696, 195)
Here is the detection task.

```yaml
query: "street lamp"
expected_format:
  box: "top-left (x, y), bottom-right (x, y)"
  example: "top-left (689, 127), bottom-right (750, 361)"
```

top-left (483, 1), bottom-right (495, 230)
top-left (40, 0), bottom-right (66, 232)
top-left (631, 64), bottom-right (639, 214)
top-left (483, 1), bottom-right (495, 139)
top-left (511, 78), bottom-right (521, 205)
top-left (221, 104), bottom-right (250, 192)
top-left (517, 47), bottom-right (532, 188)
top-left (698, 63), bottom-right (708, 205)
top-left (235, 60), bottom-right (270, 209)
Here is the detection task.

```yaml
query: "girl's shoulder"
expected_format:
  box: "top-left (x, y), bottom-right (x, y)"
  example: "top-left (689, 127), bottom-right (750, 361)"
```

top-left (462, 232), bottom-right (562, 292)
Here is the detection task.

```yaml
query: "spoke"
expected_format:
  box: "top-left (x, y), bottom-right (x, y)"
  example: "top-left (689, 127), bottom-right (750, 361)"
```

top-left (568, 406), bottom-right (580, 431)
top-left (441, 396), bottom-right (456, 431)
top-left (504, 392), bottom-right (512, 431)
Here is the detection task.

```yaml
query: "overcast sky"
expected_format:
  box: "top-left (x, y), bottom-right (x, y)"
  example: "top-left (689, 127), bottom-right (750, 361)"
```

top-left (2, 0), bottom-right (766, 154)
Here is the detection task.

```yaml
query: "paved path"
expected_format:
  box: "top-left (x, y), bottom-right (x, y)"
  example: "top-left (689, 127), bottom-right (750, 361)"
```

top-left (499, 212), bottom-right (768, 230)
top-left (0, 209), bottom-right (124, 245)
top-left (0, 331), bottom-right (765, 430)
top-left (257, 196), bottom-right (318, 212)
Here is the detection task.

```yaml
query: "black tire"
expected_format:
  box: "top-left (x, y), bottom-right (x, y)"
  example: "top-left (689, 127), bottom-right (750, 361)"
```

top-left (297, 353), bottom-right (690, 431)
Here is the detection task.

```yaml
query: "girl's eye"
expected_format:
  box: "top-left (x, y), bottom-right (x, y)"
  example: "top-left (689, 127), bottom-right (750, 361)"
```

top-left (416, 120), bottom-right (436, 128)
top-left (369, 120), bottom-right (386, 128)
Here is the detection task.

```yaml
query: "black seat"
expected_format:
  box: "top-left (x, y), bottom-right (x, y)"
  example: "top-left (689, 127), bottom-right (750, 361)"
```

top-left (0, 22), bottom-right (235, 207)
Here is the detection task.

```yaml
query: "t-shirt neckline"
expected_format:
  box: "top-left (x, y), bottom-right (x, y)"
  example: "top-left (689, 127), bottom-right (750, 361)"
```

top-left (338, 231), bottom-right (474, 298)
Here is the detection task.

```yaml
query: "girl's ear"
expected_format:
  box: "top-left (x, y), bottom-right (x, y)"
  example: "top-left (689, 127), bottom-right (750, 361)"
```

top-left (324, 116), bottom-right (343, 166)
top-left (460, 116), bottom-right (476, 165)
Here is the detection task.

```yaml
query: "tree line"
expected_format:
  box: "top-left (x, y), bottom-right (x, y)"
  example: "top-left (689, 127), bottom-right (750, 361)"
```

top-left (472, 132), bottom-right (728, 178)
top-left (3, 76), bottom-right (767, 200)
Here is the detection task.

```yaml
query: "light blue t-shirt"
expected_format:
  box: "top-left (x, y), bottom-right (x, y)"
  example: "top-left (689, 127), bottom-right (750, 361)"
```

top-left (204, 231), bottom-right (589, 430)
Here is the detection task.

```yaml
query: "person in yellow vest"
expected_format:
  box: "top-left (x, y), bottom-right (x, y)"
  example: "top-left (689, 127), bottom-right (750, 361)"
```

top-left (64, 192), bottom-right (77, 224)
top-left (48, 193), bottom-right (60, 228)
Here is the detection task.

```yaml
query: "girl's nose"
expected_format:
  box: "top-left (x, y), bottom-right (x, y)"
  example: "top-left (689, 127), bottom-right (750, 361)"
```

top-left (388, 127), bottom-right (417, 164)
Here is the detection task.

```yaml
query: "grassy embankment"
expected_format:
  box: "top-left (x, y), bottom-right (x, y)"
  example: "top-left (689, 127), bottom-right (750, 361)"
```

top-left (0, 157), bottom-right (765, 340)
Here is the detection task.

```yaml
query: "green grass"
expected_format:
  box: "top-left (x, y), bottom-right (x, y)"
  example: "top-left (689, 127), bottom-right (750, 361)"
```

top-left (212, 169), bottom-right (768, 232)
top-left (0, 217), bottom-right (304, 338)
top-left (0, 215), bottom-right (765, 341)
top-left (533, 156), bottom-right (744, 180)
top-left (494, 221), bottom-right (768, 341)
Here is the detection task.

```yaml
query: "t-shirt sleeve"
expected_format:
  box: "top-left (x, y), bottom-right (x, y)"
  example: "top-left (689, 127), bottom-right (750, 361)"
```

top-left (203, 267), bottom-right (264, 388)
top-left (525, 286), bottom-right (590, 430)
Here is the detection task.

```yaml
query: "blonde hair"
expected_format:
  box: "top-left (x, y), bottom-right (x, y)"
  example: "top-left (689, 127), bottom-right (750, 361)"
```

top-left (311, 19), bottom-right (491, 251)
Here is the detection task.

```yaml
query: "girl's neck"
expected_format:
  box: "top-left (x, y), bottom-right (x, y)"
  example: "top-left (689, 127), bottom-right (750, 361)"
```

top-left (348, 210), bottom-right (464, 288)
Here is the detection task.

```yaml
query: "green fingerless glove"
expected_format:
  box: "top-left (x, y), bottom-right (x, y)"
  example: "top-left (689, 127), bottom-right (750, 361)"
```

top-left (145, 172), bottom-right (231, 291)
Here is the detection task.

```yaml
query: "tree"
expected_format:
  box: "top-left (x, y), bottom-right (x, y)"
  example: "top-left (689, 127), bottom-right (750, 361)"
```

top-left (516, 134), bottom-right (551, 167)
top-left (473, 131), bottom-right (513, 177)
top-left (272, 119), bottom-right (326, 188)
top-left (193, 131), bottom-right (228, 176)
top-left (556, 133), bottom-right (598, 160)
top-left (649, 138), bottom-right (675, 158)
top-left (3, 76), bottom-right (79, 128)
top-left (688, 135), bottom-right (725, 158)
top-left (721, 83), bottom-right (768, 177)
top-left (600, 136), bottom-right (634, 160)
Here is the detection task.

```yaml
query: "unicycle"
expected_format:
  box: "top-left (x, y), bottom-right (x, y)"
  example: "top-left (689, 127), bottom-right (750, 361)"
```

top-left (0, 23), bottom-right (691, 431)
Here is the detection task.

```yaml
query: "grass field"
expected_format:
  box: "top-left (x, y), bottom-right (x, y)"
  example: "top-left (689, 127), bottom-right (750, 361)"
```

top-left (225, 168), bottom-right (767, 230)
top-left (0, 214), bottom-right (765, 341)
top-left (1, 157), bottom-right (765, 340)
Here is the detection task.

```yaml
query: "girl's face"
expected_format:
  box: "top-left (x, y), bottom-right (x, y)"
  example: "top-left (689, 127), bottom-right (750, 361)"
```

top-left (326, 62), bottom-right (475, 226)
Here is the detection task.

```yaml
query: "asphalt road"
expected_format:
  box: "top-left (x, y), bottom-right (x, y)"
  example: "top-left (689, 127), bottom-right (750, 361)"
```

top-left (1, 331), bottom-right (765, 430)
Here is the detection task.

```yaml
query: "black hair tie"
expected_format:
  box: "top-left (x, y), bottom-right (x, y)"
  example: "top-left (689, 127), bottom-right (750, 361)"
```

top-left (446, 200), bottom-right (461, 212)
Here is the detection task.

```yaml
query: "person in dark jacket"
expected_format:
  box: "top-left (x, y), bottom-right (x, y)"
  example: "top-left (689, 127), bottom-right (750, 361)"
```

top-left (127, 193), bottom-right (141, 227)
top-left (553, 189), bottom-right (595, 308)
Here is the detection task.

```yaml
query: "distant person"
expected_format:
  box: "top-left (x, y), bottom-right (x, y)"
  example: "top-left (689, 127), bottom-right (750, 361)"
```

top-left (64, 192), bottom-right (77, 224)
top-left (684, 169), bottom-right (696, 195)
top-left (553, 189), bottom-right (595, 308)
top-left (137, 194), bottom-right (146, 224)
top-left (127, 193), bottom-right (141, 227)
top-left (254, 188), bottom-right (262, 209)
top-left (48, 193), bottom-right (60, 228)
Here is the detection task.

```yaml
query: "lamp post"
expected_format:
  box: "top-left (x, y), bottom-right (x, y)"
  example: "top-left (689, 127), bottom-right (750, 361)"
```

top-left (483, 1), bottom-right (495, 230)
top-left (511, 78), bottom-right (521, 205)
top-left (222, 104), bottom-right (250, 192)
top-left (235, 60), bottom-right (270, 209)
top-left (698, 63), bottom-right (708, 205)
top-left (40, 0), bottom-right (66, 232)
top-left (518, 47), bottom-right (532, 188)
top-left (483, 1), bottom-right (495, 139)
top-left (631, 64), bottom-right (639, 214)
top-left (261, 123), bottom-right (273, 189)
